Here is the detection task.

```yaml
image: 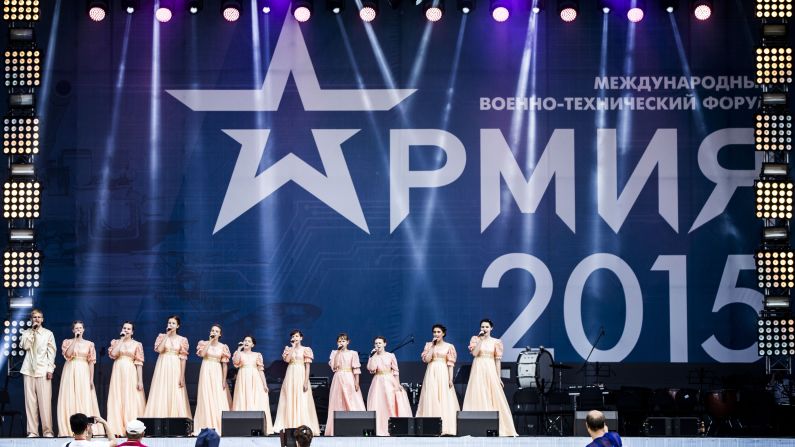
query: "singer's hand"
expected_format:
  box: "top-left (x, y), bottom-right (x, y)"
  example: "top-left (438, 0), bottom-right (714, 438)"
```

top-left (355, 383), bottom-right (360, 392)
top-left (303, 381), bottom-right (309, 392)
top-left (222, 382), bottom-right (227, 390)
top-left (178, 378), bottom-right (185, 388)
top-left (46, 372), bottom-right (52, 380)
top-left (449, 379), bottom-right (454, 388)
top-left (137, 382), bottom-right (144, 391)
top-left (263, 385), bottom-right (269, 394)
top-left (90, 381), bottom-right (94, 390)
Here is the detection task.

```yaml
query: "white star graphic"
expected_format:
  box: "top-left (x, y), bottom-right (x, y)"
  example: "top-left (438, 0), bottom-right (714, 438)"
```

top-left (167, 13), bottom-right (417, 234)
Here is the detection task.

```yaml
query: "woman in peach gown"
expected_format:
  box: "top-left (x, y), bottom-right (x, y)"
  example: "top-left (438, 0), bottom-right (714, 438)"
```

top-left (366, 336), bottom-right (412, 436)
top-left (143, 315), bottom-right (191, 418)
top-left (273, 330), bottom-right (320, 435)
top-left (106, 321), bottom-right (146, 436)
top-left (416, 324), bottom-right (460, 435)
top-left (462, 318), bottom-right (517, 436)
top-left (193, 324), bottom-right (232, 435)
top-left (56, 321), bottom-right (102, 437)
top-left (232, 335), bottom-right (273, 434)
top-left (325, 333), bottom-right (366, 436)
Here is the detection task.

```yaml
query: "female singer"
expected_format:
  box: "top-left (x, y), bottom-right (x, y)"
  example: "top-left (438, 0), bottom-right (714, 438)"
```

top-left (416, 324), bottom-right (460, 435)
top-left (232, 335), bottom-right (273, 434)
top-left (366, 336), bottom-right (412, 436)
top-left (143, 315), bottom-right (191, 418)
top-left (56, 321), bottom-right (102, 437)
top-left (462, 318), bottom-right (517, 436)
top-left (193, 324), bottom-right (232, 435)
top-left (273, 330), bottom-right (320, 435)
top-left (106, 321), bottom-right (146, 436)
top-left (325, 333), bottom-right (366, 436)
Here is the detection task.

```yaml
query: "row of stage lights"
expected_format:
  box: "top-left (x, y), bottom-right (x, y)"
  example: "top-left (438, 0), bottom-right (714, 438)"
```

top-left (752, 0), bottom-right (795, 374)
top-left (85, 0), bottom-right (718, 24)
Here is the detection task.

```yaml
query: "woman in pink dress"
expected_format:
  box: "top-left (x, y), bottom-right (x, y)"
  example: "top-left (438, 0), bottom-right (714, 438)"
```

top-left (232, 335), bottom-right (273, 434)
top-left (325, 333), bottom-right (366, 436)
top-left (273, 330), bottom-right (320, 435)
top-left (56, 321), bottom-right (102, 436)
top-left (193, 324), bottom-right (232, 435)
top-left (143, 315), bottom-right (191, 418)
top-left (416, 324), bottom-right (460, 435)
top-left (462, 318), bottom-right (517, 436)
top-left (106, 321), bottom-right (146, 436)
top-left (366, 336), bottom-right (412, 436)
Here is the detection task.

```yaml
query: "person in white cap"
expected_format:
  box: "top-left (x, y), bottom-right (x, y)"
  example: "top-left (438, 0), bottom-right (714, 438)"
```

top-left (117, 420), bottom-right (147, 447)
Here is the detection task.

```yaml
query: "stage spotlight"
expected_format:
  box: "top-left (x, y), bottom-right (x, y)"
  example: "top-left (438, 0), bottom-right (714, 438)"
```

top-left (10, 164), bottom-right (34, 176)
top-left (327, 0), bottom-right (344, 14)
top-left (423, 0), bottom-right (444, 21)
top-left (627, 6), bottom-right (644, 22)
top-left (359, 0), bottom-right (378, 21)
top-left (757, 317), bottom-right (795, 357)
top-left (558, 0), bottom-right (577, 21)
top-left (87, 0), bottom-right (109, 21)
top-left (662, 0), bottom-right (676, 13)
top-left (529, 0), bottom-right (544, 13)
top-left (756, 47), bottom-right (793, 85)
top-left (755, 179), bottom-right (793, 220)
top-left (763, 92), bottom-right (787, 107)
top-left (187, 0), bottom-right (203, 14)
top-left (4, 0), bottom-right (41, 22)
top-left (457, 0), bottom-right (474, 13)
top-left (765, 294), bottom-right (791, 310)
top-left (756, 0), bottom-right (792, 19)
top-left (122, 0), bottom-right (140, 13)
top-left (221, 0), bottom-right (242, 21)
top-left (294, 0), bottom-right (313, 21)
top-left (763, 226), bottom-right (790, 243)
top-left (4, 49), bottom-right (41, 89)
top-left (9, 295), bottom-right (33, 308)
top-left (3, 318), bottom-right (31, 357)
top-left (9, 229), bottom-right (33, 242)
top-left (755, 249), bottom-right (795, 290)
top-left (598, 0), bottom-right (609, 13)
top-left (692, 0), bottom-right (711, 20)
top-left (155, 6), bottom-right (173, 22)
top-left (3, 116), bottom-right (39, 155)
top-left (3, 249), bottom-right (41, 289)
top-left (3, 180), bottom-right (41, 219)
top-left (490, 0), bottom-right (510, 21)
top-left (755, 113), bottom-right (792, 152)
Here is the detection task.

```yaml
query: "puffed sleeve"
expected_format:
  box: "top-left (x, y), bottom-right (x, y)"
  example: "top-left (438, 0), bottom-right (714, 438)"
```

top-left (390, 353), bottom-right (400, 376)
top-left (108, 339), bottom-right (120, 360)
top-left (221, 344), bottom-right (231, 363)
top-left (328, 350), bottom-right (337, 369)
top-left (87, 342), bottom-right (97, 364)
top-left (303, 347), bottom-right (314, 363)
top-left (421, 342), bottom-right (433, 363)
top-left (351, 351), bottom-right (362, 375)
top-left (494, 339), bottom-right (504, 360)
top-left (446, 344), bottom-right (457, 366)
top-left (196, 340), bottom-right (208, 358)
top-left (179, 336), bottom-right (189, 361)
top-left (154, 333), bottom-right (166, 352)
top-left (61, 338), bottom-right (73, 359)
top-left (256, 353), bottom-right (265, 371)
top-left (281, 346), bottom-right (291, 362)
top-left (134, 341), bottom-right (144, 366)
top-left (468, 336), bottom-right (479, 353)
top-left (232, 351), bottom-right (242, 368)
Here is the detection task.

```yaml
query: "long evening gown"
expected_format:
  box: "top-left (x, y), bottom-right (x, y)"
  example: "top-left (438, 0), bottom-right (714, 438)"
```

top-left (106, 339), bottom-right (147, 436)
top-left (462, 336), bottom-right (517, 436)
top-left (366, 352), bottom-right (412, 436)
top-left (415, 342), bottom-right (460, 435)
top-left (143, 334), bottom-right (191, 418)
top-left (56, 339), bottom-right (102, 437)
top-left (193, 341), bottom-right (232, 435)
top-left (272, 346), bottom-right (320, 435)
top-left (232, 350), bottom-right (274, 434)
top-left (325, 350), bottom-right (366, 436)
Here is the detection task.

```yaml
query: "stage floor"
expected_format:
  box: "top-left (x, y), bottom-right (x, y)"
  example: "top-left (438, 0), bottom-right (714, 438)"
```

top-left (3, 438), bottom-right (795, 447)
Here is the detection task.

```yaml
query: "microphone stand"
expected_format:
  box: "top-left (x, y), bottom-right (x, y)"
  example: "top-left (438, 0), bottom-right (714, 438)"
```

top-left (577, 327), bottom-right (605, 387)
top-left (388, 335), bottom-right (415, 354)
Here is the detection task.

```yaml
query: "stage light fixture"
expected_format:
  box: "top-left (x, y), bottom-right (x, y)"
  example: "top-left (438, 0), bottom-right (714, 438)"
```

top-left (294, 0), bottom-right (313, 21)
top-left (4, 49), bottom-right (41, 89)
top-left (763, 24), bottom-right (787, 47)
top-left (598, 0), bottom-right (609, 13)
top-left (763, 92), bottom-right (787, 107)
top-left (755, 178), bottom-right (793, 220)
top-left (3, 318), bottom-right (31, 357)
top-left (627, 6), bottom-right (644, 22)
top-left (9, 28), bottom-right (34, 43)
top-left (9, 295), bottom-right (33, 308)
top-left (558, 0), bottom-right (577, 21)
top-left (529, 0), bottom-right (544, 13)
top-left (458, 0), bottom-right (474, 13)
top-left (221, 0), bottom-right (242, 21)
top-left (662, 0), bottom-right (676, 13)
top-left (3, 0), bottom-right (41, 22)
top-left (10, 164), bottom-right (34, 176)
top-left (756, 47), bottom-right (793, 85)
top-left (755, 113), bottom-right (792, 152)
top-left (87, 0), bottom-right (109, 21)
top-left (3, 249), bottom-right (41, 289)
top-left (692, 0), bottom-right (711, 20)
top-left (122, 0), bottom-right (140, 13)
top-left (756, 0), bottom-right (792, 19)
top-left (758, 317), bottom-right (795, 357)
top-left (155, 6), bottom-right (173, 22)
top-left (763, 226), bottom-right (790, 242)
top-left (187, 0), bottom-right (203, 14)
top-left (327, 0), bottom-right (344, 14)
top-left (423, 0), bottom-right (444, 21)
top-left (3, 180), bottom-right (41, 219)
top-left (359, 0), bottom-right (378, 21)
top-left (9, 229), bottom-right (33, 242)
top-left (3, 116), bottom-right (39, 155)
top-left (755, 249), bottom-right (795, 290)
top-left (490, 0), bottom-right (510, 21)
top-left (765, 294), bottom-right (791, 310)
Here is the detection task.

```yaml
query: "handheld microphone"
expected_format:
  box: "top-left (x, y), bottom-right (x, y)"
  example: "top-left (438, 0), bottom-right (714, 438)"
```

top-left (238, 341), bottom-right (244, 346)
top-left (478, 330), bottom-right (485, 337)
top-left (210, 334), bottom-right (217, 340)
top-left (120, 331), bottom-right (125, 338)
top-left (369, 348), bottom-right (377, 357)
top-left (337, 345), bottom-right (343, 351)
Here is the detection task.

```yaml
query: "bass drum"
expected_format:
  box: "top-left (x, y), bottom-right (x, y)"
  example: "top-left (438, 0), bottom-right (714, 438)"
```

top-left (516, 348), bottom-right (554, 393)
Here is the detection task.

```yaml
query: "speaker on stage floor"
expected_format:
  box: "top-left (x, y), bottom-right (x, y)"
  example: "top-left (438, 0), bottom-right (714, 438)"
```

top-left (138, 417), bottom-right (193, 437)
top-left (333, 411), bottom-right (376, 436)
top-left (222, 411), bottom-right (268, 436)
top-left (456, 411), bottom-right (499, 436)
top-left (574, 411), bottom-right (618, 437)
top-left (388, 417), bottom-right (442, 436)
top-left (643, 417), bottom-right (701, 436)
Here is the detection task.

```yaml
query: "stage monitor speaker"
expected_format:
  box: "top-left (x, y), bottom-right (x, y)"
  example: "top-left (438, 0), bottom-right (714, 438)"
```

top-left (334, 411), bottom-right (376, 436)
top-left (222, 411), bottom-right (268, 436)
top-left (643, 417), bottom-right (701, 436)
top-left (138, 417), bottom-right (192, 437)
top-left (388, 417), bottom-right (442, 436)
top-left (456, 411), bottom-right (499, 436)
top-left (574, 411), bottom-right (618, 437)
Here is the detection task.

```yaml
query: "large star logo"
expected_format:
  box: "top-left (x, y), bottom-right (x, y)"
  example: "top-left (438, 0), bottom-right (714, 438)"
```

top-left (167, 13), bottom-right (416, 234)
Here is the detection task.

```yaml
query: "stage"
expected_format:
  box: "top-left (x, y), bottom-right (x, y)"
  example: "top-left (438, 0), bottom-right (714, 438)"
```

top-left (3, 438), bottom-right (795, 447)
